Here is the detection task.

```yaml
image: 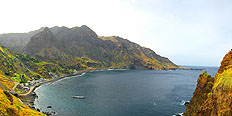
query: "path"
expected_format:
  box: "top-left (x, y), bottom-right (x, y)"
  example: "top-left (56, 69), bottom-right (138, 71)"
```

top-left (18, 83), bottom-right (40, 96)
top-left (12, 82), bottom-right (18, 91)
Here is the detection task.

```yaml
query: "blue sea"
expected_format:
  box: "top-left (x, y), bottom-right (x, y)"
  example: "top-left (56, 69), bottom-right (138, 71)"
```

top-left (34, 66), bottom-right (218, 116)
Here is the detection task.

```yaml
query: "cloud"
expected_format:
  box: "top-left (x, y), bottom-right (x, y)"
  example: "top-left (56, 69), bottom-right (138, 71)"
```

top-left (0, 0), bottom-right (231, 66)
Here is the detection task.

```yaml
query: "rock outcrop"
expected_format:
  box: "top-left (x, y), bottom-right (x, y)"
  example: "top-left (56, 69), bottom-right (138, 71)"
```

top-left (184, 50), bottom-right (232, 116)
top-left (183, 71), bottom-right (214, 116)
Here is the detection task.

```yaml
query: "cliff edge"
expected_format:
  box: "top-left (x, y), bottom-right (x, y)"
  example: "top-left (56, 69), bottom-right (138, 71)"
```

top-left (184, 50), bottom-right (232, 116)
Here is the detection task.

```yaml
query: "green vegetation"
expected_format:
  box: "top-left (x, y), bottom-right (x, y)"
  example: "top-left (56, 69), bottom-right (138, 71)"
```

top-left (184, 50), bottom-right (232, 116)
top-left (0, 44), bottom-right (67, 115)
top-left (200, 71), bottom-right (213, 79)
top-left (0, 89), bottom-right (45, 116)
top-left (214, 68), bottom-right (232, 88)
top-left (11, 73), bottom-right (27, 83)
top-left (0, 45), bottom-right (69, 89)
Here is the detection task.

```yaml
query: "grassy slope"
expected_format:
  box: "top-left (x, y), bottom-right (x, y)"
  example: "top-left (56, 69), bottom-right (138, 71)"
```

top-left (0, 45), bottom-right (68, 84)
top-left (99, 36), bottom-right (179, 69)
top-left (0, 89), bottom-right (45, 116)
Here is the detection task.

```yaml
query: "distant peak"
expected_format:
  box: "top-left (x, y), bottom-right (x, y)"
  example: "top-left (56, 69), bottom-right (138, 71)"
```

top-left (43, 27), bottom-right (50, 31)
top-left (40, 27), bottom-right (54, 35)
top-left (81, 25), bottom-right (88, 28)
top-left (51, 26), bottom-right (69, 29)
top-left (31, 26), bottom-right (55, 41)
top-left (80, 25), bottom-right (91, 30)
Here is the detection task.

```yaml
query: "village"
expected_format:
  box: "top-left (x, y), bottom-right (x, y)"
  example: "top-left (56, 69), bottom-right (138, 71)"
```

top-left (7, 72), bottom-right (61, 95)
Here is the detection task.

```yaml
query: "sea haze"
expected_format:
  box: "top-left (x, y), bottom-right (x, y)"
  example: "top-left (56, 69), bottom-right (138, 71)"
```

top-left (34, 66), bottom-right (218, 116)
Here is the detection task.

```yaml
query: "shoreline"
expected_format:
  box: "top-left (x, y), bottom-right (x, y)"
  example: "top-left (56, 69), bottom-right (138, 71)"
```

top-left (18, 67), bottom-right (200, 114)
top-left (18, 70), bottom-right (87, 111)
top-left (21, 68), bottom-right (129, 111)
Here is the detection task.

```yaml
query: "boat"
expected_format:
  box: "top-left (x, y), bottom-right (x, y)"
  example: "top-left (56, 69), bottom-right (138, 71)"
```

top-left (72, 96), bottom-right (85, 99)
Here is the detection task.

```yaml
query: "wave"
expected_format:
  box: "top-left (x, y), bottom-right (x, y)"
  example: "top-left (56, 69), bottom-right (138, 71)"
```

top-left (53, 72), bottom-right (87, 83)
top-left (153, 102), bottom-right (157, 106)
top-left (173, 112), bottom-right (183, 116)
top-left (180, 100), bottom-right (189, 105)
top-left (89, 69), bottom-right (129, 73)
top-left (78, 72), bottom-right (86, 76)
top-left (107, 69), bottom-right (129, 71)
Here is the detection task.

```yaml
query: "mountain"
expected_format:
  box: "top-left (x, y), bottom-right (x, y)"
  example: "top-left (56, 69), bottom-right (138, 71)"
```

top-left (184, 49), bottom-right (232, 116)
top-left (21, 26), bottom-right (180, 70)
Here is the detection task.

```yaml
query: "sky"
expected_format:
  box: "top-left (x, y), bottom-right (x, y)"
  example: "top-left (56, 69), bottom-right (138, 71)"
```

top-left (0, 0), bottom-right (231, 66)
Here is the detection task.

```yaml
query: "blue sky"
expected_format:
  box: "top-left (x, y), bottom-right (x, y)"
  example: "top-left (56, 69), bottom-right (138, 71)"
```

top-left (0, 0), bottom-right (231, 66)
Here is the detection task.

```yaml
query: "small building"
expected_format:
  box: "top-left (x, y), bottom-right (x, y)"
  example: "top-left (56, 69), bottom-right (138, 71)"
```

top-left (40, 78), bottom-right (45, 82)
top-left (20, 83), bottom-right (24, 87)
top-left (74, 69), bottom-right (78, 74)
top-left (35, 80), bottom-right (40, 83)
top-left (25, 83), bottom-right (29, 86)
top-left (30, 81), bottom-right (35, 86)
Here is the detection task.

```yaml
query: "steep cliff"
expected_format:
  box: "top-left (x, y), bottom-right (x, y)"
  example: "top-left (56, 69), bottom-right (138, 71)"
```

top-left (184, 50), bottom-right (232, 116)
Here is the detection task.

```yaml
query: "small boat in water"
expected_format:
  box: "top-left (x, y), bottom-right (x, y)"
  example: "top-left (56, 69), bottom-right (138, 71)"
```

top-left (72, 96), bottom-right (85, 99)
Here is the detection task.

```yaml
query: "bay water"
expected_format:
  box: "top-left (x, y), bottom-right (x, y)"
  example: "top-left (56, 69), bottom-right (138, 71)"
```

top-left (34, 66), bottom-right (218, 116)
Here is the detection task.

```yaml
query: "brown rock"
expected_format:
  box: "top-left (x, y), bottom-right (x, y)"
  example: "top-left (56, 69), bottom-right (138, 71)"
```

top-left (184, 50), bottom-right (232, 116)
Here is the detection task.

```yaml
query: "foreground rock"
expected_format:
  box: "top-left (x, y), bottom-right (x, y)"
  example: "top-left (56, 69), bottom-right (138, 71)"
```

top-left (184, 50), bottom-right (232, 116)
top-left (0, 89), bottom-right (44, 116)
top-left (47, 106), bottom-right (52, 108)
top-left (184, 101), bottom-right (189, 106)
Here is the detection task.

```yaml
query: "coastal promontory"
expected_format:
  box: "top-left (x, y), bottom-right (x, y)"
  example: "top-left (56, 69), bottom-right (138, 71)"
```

top-left (184, 50), bottom-right (232, 116)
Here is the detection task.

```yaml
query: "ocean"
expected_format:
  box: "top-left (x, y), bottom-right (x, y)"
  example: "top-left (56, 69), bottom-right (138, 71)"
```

top-left (34, 66), bottom-right (218, 116)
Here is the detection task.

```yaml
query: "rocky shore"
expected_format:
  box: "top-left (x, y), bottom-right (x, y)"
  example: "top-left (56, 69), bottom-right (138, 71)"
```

top-left (18, 70), bottom-right (86, 115)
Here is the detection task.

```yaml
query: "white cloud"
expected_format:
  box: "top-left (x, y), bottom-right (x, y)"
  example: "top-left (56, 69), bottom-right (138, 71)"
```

top-left (0, 0), bottom-right (231, 66)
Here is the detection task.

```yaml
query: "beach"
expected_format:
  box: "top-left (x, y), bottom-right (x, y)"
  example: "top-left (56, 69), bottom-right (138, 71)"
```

top-left (18, 70), bottom-right (86, 111)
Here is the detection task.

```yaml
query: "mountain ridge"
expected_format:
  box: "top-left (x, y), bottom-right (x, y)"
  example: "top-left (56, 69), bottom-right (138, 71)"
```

top-left (21, 26), bottom-right (180, 70)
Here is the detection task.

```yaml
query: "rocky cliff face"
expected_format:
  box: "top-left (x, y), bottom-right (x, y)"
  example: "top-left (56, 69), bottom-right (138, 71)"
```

top-left (23, 27), bottom-right (67, 61)
top-left (184, 50), bottom-right (232, 116)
